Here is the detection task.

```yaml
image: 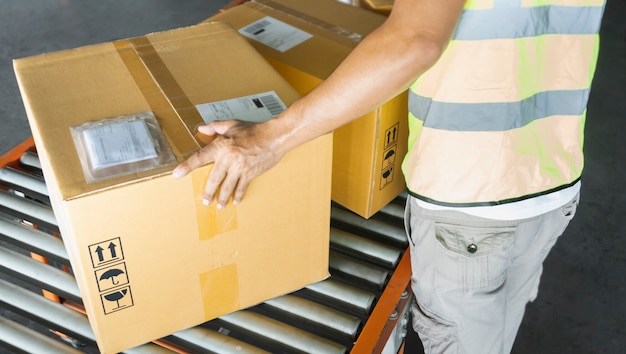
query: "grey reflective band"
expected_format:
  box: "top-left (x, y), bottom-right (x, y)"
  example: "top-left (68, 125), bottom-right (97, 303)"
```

top-left (453, 6), bottom-right (605, 40)
top-left (408, 88), bottom-right (590, 131)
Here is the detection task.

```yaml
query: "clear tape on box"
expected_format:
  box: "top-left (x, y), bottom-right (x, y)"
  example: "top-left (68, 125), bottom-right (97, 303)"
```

top-left (70, 111), bottom-right (176, 183)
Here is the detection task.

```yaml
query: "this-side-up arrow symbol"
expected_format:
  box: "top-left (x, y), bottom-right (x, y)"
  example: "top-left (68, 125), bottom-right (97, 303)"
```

top-left (95, 246), bottom-right (105, 262)
top-left (108, 242), bottom-right (117, 259)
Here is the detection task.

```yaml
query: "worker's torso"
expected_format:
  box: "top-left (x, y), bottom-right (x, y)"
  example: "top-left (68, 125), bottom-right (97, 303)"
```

top-left (402, 0), bottom-right (606, 210)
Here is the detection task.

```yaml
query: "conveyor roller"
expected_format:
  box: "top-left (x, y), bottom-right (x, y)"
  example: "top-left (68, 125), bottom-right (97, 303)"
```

top-left (0, 147), bottom-right (412, 353)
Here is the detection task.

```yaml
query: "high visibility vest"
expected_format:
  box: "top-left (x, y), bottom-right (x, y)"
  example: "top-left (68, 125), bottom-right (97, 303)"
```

top-left (401, 0), bottom-right (606, 207)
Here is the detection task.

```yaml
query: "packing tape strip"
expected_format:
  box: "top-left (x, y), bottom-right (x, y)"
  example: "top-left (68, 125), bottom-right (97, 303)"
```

top-left (252, 0), bottom-right (365, 46)
top-left (114, 35), bottom-right (238, 238)
top-left (199, 263), bottom-right (241, 319)
top-left (113, 37), bottom-right (203, 158)
top-left (198, 263), bottom-right (240, 319)
top-left (192, 168), bottom-right (239, 240)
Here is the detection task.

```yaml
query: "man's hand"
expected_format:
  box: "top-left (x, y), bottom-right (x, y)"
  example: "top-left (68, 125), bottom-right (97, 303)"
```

top-left (172, 120), bottom-right (284, 209)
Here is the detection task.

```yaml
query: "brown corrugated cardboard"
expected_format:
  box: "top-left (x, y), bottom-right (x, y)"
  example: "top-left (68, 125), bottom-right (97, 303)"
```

top-left (14, 22), bottom-right (332, 354)
top-left (208, 0), bottom-right (408, 218)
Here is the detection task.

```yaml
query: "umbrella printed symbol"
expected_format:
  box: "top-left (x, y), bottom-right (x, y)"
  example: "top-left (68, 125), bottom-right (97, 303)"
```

top-left (100, 268), bottom-right (125, 286)
top-left (384, 149), bottom-right (395, 160)
top-left (103, 288), bottom-right (129, 310)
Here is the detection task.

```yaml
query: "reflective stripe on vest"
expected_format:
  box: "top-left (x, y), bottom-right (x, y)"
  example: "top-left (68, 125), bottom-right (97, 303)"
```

top-left (401, 0), bottom-right (605, 206)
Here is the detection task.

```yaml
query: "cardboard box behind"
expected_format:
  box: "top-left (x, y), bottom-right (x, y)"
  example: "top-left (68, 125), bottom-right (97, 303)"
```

top-left (209, 0), bottom-right (408, 218)
top-left (14, 22), bottom-right (332, 354)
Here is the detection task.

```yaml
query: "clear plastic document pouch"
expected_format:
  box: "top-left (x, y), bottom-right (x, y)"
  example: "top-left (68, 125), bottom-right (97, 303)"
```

top-left (70, 111), bottom-right (175, 183)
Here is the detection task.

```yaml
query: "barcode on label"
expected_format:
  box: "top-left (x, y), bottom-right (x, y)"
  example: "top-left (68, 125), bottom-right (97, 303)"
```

top-left (259, 94), bottom-right (284, 117)
top-left (196, 91), bottom-right (286, 123)
top-left (244, 19), bottom-right (271, 36)
top-left (239, 16), bottom-right (312, 53)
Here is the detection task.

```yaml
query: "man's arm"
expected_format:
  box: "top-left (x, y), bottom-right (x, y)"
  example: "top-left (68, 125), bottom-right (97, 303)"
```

top-left (173, 0), bottom-right (465, 209)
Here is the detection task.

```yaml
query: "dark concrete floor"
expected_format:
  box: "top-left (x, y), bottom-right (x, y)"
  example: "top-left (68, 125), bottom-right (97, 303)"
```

top-left (1, 1), bottom-right (625, 353)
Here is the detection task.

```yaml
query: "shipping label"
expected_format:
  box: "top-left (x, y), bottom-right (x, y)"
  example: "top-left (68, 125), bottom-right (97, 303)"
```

top-left (81, 119), bottom-right (158, 170)
top-left (196, 91), bottom-right (287, 124)
top-left (239, 16), bottom-right (313, 52)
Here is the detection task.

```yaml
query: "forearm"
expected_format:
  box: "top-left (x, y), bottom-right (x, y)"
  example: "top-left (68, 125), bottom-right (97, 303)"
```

top-left (174, 0), bottom-right (465, 207)
top-left (267, 0), bottom-right (464, 156)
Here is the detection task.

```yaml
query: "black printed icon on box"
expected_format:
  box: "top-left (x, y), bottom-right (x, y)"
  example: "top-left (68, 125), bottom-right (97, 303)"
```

top-left (95, 262), bottom-right (129, 292)
top-left (382, 146), bottom-right (396, 168)
top-left (384, 123), bottom-right (400, 150)
top-left (380, 165), bottom-right (394, 190)
top-left (101, 286), bottom-right (134, 314)
top-left (89, 237), bottom-right (124, 268)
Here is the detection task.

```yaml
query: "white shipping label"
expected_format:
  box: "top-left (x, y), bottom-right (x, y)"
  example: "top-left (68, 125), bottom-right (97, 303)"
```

top-left (239, 16), bottom-right (312, 52)
top-left (82, 120), bottom-right (158, 170)
top-left (196, 91), bottom-right (287, 124)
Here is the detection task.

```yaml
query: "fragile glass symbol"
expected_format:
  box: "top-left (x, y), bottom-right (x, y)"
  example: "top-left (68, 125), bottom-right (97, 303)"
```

top-left (100, 268), bottom-right (125, 285)
top-left (104, 289), bottom-right (128, 309)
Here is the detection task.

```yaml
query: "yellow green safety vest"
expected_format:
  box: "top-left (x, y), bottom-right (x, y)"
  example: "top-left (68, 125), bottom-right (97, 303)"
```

top-left (401, 0), bottom-right (606, 207)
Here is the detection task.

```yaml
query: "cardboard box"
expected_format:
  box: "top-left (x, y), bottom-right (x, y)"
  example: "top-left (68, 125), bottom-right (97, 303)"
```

top-left (14, 22), bottom-right (332, 353)
top-left (208, 0), bottom-right (408, 218)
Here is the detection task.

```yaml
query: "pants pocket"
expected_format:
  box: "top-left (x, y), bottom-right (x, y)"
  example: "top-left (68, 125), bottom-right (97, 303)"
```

top-left (434, 222), bottom-right (516, 294)
top-left (411, 299), bottom-right (459, 353)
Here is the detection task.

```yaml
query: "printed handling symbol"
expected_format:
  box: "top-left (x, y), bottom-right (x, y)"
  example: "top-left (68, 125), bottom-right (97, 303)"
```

top-left (100, 268), bottom-right (125, 285)
top-left (104, 289), bottom-right (128, 310)
top-left (94, 242), bottom-right (118, 262)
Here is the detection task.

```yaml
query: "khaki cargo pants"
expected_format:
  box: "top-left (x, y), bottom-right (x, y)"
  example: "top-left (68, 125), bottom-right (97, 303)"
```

top-left (404, 194), bottom-right (579, 353)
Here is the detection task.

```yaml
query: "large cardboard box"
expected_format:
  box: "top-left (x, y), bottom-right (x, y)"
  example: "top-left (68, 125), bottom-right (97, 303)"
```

top-left (14, 22), bottom-right (332, 353)
top-left (208, 0), bottom-right (408, 218)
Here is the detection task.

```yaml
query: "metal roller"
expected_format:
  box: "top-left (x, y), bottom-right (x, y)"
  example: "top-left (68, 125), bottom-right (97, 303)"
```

top-left (18, 150), bottom-right (42, 175)
top-left (122, 344), bottom-right (178, 354)
top-left (216, 311), bottom-right (347, 354)
top-left (378, 201), bottom-right (405, 221)
top-left (260, 294), bottom-right (361, 343)
top-left (398, 190), bottom-right (409, 201)
top-left (0, 279), bottom-right (168, 354)
top-left (0, 166), bottom-right (48, 201)
top-left (0, 190), bottom-right (58, 231)
top-left (0, 215), bottom-right (69, 264)
top-left (329, 251), bottom-right (389, 292)
top-left (0, 247), bottom-right (81, 304)
top-left (0, 278), bottom-right (95, 344)
top-left (0, 316), bottom-right (84, 354)
top-left (331, 206), bottom-right (407, 249)
top-left (330, 227), bottom-right (402, 269)
top-left (170, 326), bottom-right (270, 354)
top-left (300, 279), bottom-right (376, 317)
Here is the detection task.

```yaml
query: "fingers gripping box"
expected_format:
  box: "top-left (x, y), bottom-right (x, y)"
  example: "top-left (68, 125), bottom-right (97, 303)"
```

top-left (209, 0), bottom-right (408, 218)
top-left (14, 22), bottom-right (332, 354)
